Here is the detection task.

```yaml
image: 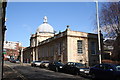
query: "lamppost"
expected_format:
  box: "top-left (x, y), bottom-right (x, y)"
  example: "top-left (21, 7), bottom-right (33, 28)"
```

top-left (118, 2), bottom-right (120, 54)
top-left (96, 0), bottom-right (102, 64)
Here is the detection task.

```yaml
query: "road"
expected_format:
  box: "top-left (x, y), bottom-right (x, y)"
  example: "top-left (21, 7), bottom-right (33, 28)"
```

top-left (3, 61), bottom-right (91, 80)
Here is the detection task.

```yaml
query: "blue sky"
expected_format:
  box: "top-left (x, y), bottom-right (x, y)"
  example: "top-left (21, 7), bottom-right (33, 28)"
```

top-left (6, 2), bottom-right (99, 47)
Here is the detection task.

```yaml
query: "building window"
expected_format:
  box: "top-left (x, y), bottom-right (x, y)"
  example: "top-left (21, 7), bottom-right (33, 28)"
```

top-left (58, 42), bottom-right (62, 55)
top-left (77, 40), bottom-right (83, 54)
top-left (51, 45), bottom-right (54, 56)
top-left (91, 42), bottom-right (96, 55)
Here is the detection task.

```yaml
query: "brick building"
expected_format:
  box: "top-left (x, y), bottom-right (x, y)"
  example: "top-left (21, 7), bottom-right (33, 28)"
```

top-left (4, 41), bottom-right (22, 60)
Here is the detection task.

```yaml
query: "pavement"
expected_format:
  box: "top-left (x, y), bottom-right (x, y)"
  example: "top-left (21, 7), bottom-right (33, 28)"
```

top-left (3, 66), bottom-right (24, 80)
top-left (2, 62), bottom-right (30, 80)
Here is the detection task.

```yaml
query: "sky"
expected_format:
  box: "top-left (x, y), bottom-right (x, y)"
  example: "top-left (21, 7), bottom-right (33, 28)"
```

top-left (6, 2), bottom-right (100, 47)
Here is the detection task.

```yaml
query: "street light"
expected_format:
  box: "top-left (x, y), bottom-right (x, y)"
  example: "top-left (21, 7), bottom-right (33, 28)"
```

top-left (96, 0), bottom-right (102, 64)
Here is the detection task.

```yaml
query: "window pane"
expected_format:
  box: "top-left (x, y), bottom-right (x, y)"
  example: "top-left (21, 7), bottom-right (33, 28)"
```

top-left (91, 42), bottom-right (96, 54)
top-left (77, 40), bottom-right (83, 54)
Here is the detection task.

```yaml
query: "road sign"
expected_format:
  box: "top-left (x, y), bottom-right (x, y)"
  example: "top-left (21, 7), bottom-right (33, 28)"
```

top-left (2, 52), bottom-right (6, 54)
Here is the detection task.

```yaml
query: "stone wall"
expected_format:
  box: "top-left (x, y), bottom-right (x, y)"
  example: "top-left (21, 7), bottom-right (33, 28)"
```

top-left (23, 29), bottom-right (101, 66)
top-left (67, 31), bottom-right (89, 65)
top-left (37, 34), bottom-right (67, 63)
top-left (23, 47), bottom-right (33, 63)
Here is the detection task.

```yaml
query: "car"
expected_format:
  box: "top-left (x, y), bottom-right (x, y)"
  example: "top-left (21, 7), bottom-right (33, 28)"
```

top-left (9, 59), bottom-right (16, 63)
top-left (48, 61), bottom-right (64, 72)
top-left (15, 59), bottom-right (20, 63)
top-left (40, 61), bottom-right (49, 68)
top-left (79, 67), bottom-right (90, 75)
top-left (62, 62), bottom-right (89, 75)
top-left (89, 63), bottom-right (120, 80)
top-left (31, 61), bottom-right (41, 67)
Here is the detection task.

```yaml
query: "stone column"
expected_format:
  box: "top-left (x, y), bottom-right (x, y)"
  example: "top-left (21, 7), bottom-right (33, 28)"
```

top-left (33, 48), bottom-right (35, 61)
top-left (35, 47), bottom-right (38, 61)
top-left (21, 48), bottom-right (23, 63)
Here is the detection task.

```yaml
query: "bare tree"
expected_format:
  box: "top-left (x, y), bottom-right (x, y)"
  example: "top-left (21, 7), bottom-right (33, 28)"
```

top-left (98, 2), bottom-right (120, 61)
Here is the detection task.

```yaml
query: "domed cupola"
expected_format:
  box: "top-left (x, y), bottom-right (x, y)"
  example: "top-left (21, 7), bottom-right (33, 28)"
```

top-left (36, 16), bottom-right (54, 34)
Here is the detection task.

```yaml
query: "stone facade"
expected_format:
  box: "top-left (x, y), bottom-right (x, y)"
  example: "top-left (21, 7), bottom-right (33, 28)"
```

top-left (23, 27), bottom-right (101, 66)
top-left (30, 33), bottom-right (54, 47)
top-left (23, 16), bottom-right (102, 66)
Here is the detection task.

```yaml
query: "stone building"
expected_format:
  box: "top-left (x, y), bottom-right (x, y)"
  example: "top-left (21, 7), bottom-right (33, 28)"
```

top-left (23, 16), bottom-right (101, 66)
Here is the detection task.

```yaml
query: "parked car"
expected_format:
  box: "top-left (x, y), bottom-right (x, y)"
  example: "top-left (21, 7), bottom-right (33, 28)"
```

top-left (9, 59), bottom-right (16, 63)
top-left (48, 61), bottom-right (64, 72)
top-left (40, 61), bottom-right (50, 68)
top-left (31, 61), bottom-right (41, 67)
top-left (62, 62), bottom-right (89, 75)
top-left (15, 59), bottom-right (20, 63)
top-left (89, 63), bottom-right (120, 80)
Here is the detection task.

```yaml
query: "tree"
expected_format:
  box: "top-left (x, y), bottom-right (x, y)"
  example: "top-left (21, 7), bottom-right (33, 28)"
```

top-left (98, 2), bottom-right (120, 61)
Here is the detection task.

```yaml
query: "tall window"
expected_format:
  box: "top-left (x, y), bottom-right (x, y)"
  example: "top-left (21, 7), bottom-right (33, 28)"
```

top-left (51, 45), bottom-right (54, 56)
top-left (77, 40), bottom-right (83, 54)
top-left (58, 42), bottom-right (62, 55)
top-left (91, 42), bottom-right (96, 55)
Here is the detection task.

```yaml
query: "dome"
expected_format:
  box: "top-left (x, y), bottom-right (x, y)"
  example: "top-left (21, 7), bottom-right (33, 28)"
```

top-left (36, 16), bottom-right (54, 33)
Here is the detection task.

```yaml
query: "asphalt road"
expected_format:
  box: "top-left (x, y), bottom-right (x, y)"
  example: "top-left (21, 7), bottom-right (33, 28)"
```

top-left (3, 61), bottom-right (91, 80)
